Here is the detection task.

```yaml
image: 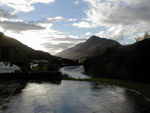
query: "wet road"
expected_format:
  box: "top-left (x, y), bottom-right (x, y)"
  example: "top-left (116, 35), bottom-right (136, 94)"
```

top-left (0, 80), bottom-right (150, 113)
top-left (0, 66), bottom-right (150, 113)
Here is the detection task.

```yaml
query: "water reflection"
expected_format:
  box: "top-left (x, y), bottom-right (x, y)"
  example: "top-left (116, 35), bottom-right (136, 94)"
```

top-left (60, 66), bottom-right (90, 79)
top-left (0, 80), bottom-right (149, 113)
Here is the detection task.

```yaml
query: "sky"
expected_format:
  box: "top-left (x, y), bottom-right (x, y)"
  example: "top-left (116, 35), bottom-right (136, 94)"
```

top-left (0, 0), bottom-right (150, 54)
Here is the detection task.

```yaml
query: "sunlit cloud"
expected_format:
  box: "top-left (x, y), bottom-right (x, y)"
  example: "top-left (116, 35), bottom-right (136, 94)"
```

top-left (0, 0), bottom-right (55, 13)
top-left (47, 16), bottom-right (63, 22)
top-left (67, 18), bottom-right (77, 22)
top-left (73, 21), bottom-right (96, 28)
top-left (95, 26), bottom-right (124, 41)
top-left (73, 0), bottom-right (150, 41)
top-left (85, 32), bottom-right (92, 36)
top-left (41, 42), bottom-right (74, 54)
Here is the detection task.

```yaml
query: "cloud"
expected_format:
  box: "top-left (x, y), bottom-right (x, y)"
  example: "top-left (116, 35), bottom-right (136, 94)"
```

top-left (96, 30), bottom-right (124, 41)
top-left (73, 0), bottom-right (150, 41)
top-left (84, 0), bottom-right (150, 26)
top-left (41, 42), bottom-right (74, 54)
top-left (85, 32), bottom-right (92, 36)
top-left (42, 42), bottom-right (73, 49)
top-left (0, 8), bottom-right (16, 18)
top-left (0, 20), bottom-right (44, 32)
top-left (0, 0), bottom-right (55, 13)
top-left (67, 18), bottom-right (77, 22)
top-left (73, 21), bottom-right (96, 28)
top-left (47, 16), bottom-right (63, 22)
top-left (50, 37), bottom-right (86, 42)
top-left (81, 0), bottom-right (150, 26)
top-left (0, 14), bottom-right (64, 32)
top-left (95, 26), bottom-right (124, 41)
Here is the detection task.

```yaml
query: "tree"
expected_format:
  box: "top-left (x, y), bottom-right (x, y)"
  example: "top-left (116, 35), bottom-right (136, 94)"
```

top-left (143, 32), bottom-right (150, 39)
top-left (135, 32), bottom-right (150, 42)
top-left (0, 32), bottom-right (4, 39)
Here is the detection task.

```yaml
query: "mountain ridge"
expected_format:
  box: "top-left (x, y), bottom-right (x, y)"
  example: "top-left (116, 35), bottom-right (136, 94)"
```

top-left (56, 35), bottom-right (121, 60)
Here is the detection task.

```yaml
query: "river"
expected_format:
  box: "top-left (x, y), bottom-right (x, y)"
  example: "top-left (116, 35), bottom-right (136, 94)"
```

top-left (0, 66), bottom-right (149, 113)
top-left (60, 65), bottom-right (90, 79)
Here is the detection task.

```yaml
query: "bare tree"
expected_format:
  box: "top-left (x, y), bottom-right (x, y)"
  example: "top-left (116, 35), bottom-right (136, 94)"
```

top-left (134, 32), bottom-right (150, 42)
top-left (143, 32), bottom-right (150, 39)
top-left (134, 36), bottom-right (143, 42)
top-left (0, 32), bottom-right (4, 37)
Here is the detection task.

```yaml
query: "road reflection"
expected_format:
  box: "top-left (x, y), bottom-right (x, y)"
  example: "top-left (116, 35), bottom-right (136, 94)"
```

top-left (0, 80), bottom-right (149, 113)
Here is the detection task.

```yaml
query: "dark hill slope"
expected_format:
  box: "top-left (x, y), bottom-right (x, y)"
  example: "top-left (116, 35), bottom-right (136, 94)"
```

top-left (84, 38), bottom-right (150, 83)
top-left (0, 32), bottom-right (60, 71)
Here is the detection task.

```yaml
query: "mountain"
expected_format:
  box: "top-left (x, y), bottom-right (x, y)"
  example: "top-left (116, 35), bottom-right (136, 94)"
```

top-left (56, 35), bottom-right (121, 60)
top-left (0, 32), bottom-right (60, 71)
top-left (84, 38), bottom-right (150, 83)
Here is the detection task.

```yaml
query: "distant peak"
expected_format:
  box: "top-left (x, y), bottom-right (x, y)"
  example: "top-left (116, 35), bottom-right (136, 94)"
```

top-left (90, 35), bottom-right (100, 39)
top-left (87, 35), bottom-right (101, 42)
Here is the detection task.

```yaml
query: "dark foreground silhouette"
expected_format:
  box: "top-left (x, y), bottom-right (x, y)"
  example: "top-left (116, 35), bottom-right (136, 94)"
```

top-left (84, 38), bottom-right (150, 83)
top-left (0, 72), bottom-right (61, 82)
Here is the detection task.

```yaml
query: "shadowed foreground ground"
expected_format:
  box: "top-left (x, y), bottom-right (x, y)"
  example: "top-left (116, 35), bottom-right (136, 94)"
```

top-left (0, 80), bottom-right (150, 113)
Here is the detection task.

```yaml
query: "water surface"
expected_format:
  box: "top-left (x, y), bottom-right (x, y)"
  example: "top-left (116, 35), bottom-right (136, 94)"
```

top-left (0, 80), bottom-right (150, 113)
top-left (0, 66), bottom-right (150, 113)
top-left (60, 66), bottom-right (90, 79)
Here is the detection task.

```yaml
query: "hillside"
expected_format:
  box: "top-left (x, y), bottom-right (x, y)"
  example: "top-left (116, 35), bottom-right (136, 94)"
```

top-left (56, 35), bottom-right (121, 60)
top-left (84, 38), bottom-right (150, 83)
top-left (0, 32), bottom-right (60, 71)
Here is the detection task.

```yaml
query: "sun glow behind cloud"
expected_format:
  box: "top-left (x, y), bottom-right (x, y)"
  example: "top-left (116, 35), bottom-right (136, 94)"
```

top-left (4, 30), bottom-right (45, 50)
